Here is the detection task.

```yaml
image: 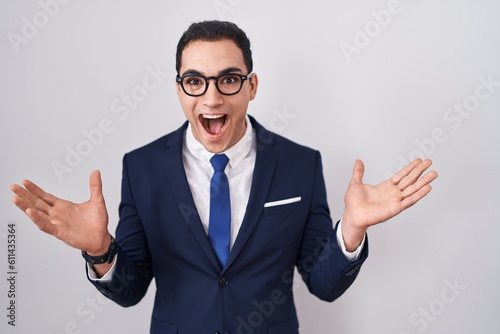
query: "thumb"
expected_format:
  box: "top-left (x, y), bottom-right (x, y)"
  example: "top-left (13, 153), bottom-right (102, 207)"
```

top-left (349, 159), bottom-right (365, 185)
top-left (89, 170), bottom-right (104, 202)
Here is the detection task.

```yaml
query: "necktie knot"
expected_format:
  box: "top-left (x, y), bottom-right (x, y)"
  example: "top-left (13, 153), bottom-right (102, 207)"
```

top-left (210, 154), bottom-right (229, 172)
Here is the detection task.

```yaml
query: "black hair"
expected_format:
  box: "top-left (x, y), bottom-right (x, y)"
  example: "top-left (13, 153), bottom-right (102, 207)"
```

top-left (176, 20), bottom-right (253, 74)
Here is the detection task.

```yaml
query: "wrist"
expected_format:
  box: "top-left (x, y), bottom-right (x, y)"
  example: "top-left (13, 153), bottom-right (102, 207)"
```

top-left (82, 234), bottom-right (117, 265)
top-left (341, 211), bottom-right (367, 252)
top-left (86, 234), bottom-right (112, 256)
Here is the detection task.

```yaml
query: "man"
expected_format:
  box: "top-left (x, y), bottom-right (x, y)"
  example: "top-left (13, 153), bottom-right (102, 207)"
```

top-left (10, 21), bottom-right (437, 333)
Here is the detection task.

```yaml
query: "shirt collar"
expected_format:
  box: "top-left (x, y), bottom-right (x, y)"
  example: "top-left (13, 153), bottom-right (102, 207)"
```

top-left (185, 115), bottom-right (255, 168)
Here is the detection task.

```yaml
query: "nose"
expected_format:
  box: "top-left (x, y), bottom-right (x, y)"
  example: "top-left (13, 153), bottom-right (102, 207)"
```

top-left (202, 78), bottom-right (224, 108)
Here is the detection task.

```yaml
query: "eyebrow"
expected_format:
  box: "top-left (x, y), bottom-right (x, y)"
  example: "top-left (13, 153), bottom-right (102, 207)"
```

top-left (181, 67), bottom-right (244, 77)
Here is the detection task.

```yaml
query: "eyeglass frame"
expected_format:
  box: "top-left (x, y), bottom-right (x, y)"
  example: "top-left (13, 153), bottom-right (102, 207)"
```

top-left (176, 72), bottom-right (254, 97)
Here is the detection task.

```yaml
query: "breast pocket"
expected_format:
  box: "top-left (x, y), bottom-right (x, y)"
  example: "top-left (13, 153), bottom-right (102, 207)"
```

top-left (262, 196), bottom-right (303, 216)
top-left (256, 197), bottom-right (306, 250)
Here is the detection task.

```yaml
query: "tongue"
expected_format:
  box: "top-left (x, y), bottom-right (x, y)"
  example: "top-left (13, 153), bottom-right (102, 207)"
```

top-left (208, 117), bottom-right (225, 134)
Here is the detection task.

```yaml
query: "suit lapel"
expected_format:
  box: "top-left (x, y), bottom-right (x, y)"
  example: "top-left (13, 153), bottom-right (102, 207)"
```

top-left (225, 117), bottom-right (279, 270)
top-left (161, 123), bottom-right (221, 270)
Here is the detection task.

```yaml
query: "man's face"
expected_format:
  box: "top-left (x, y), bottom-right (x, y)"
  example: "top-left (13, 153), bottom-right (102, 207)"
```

top-left (176, 39), bottom-right (258, 153)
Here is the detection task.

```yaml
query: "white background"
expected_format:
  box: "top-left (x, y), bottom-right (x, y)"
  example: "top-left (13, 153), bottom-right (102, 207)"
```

top-left (1, 0), bottom-right (499, 333)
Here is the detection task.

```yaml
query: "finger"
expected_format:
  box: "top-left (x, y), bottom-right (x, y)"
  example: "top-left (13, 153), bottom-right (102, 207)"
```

top-left (10, 183), bottom-right (30, 200)
top-left (89, 170), bottom-right (105, 203)
top-left (390, 158), bottom-right (423, 185)
top-left (10, 183), bottom-right (50, 215)
top-left (349, 159), bottom-right (365, 185)
top-left (10, 186), bottom-right (48, 221)
top-left (22, 180), bottom-right (58, 206)
top-left (11, 182), bottom-right (66, 240)
top-left (401, 170), bottom-right (438, 198)
top-left (11, 194), bottom-right (54, 233)
top-left (10, 190), bottom-right (33, 213)
top-left (18, 181), bottom-right (55, 215)
top-left (397, 159), bottom-right (433, 190)
top-left (393, 159), bottom-right (423, 184)
top-left (25, 207), bottom-right (58, 235)
top-left (15, 180), bottom-right (55, 209)
top-left (401, 184), bottom-right (433, 210)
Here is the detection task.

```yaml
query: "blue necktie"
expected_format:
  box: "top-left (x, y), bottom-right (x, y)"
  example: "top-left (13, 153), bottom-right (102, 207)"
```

top-left (208, 154), bottom-right (231, 266)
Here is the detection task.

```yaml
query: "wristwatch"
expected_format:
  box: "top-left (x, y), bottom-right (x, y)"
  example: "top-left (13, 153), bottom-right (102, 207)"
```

top-left (81, 235), bottom-right (117, 265)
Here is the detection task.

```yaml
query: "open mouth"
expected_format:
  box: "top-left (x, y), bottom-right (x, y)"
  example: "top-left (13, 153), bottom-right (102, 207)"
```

top-left (199, 114), bottom-right (228, 136)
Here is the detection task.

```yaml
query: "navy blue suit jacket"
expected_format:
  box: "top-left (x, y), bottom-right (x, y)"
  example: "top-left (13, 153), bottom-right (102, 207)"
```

top-left (89, 116), bottom-right (368, 333)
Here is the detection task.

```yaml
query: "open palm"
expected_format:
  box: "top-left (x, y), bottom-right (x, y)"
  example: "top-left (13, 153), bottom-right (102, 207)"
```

top-left (343, 159), bottom-right (438, 231)
top-left (10, 170), bottom-right (110, 254)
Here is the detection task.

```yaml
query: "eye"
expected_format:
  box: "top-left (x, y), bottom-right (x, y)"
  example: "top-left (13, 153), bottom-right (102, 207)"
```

top-left (185, 76), bottom-right (204, 86)
top-left (220, 75), bottom-right (240, 85)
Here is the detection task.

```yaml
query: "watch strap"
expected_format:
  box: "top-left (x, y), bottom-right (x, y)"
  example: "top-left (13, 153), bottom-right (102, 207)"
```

top-left (81, 235), bottom-right (117, 265)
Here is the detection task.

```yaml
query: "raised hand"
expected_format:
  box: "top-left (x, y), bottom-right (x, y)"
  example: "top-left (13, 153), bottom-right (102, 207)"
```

top-left (10, 170), bottom-right (111, 255)
top-left (341, 159), bottom-right (438, 251)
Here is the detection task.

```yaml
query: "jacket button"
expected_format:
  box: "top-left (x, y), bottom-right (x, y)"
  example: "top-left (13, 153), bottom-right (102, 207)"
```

top-left (219, 277), bottom-right (229, 286)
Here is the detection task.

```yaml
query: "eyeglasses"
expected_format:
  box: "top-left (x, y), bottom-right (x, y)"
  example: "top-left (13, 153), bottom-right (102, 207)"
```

top-left (176, 72), bottom-right (253, 97)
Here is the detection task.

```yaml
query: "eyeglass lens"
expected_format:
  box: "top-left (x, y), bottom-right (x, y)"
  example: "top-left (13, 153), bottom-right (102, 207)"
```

top-left (181, 74), bottom-right (245, 96)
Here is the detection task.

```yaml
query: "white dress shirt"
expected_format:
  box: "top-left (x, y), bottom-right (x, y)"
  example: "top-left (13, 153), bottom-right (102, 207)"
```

top-left (183, 116), bottom-right (256, 249)
top-left (88, 116), bottom-right (364, 281)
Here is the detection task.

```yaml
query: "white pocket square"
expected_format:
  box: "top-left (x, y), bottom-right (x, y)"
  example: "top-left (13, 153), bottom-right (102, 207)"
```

top-left (264, 196), bottom-right (301, 208)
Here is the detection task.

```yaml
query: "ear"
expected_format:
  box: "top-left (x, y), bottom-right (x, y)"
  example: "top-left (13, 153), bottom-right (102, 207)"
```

top-left (248, 73), bottom-right (259, 101)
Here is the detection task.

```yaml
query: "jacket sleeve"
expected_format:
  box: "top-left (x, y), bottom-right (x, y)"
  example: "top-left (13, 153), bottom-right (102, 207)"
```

top-left (87, 153), bottom-right (154, 307)
top-left (296, 152), bottom-right (368, 302)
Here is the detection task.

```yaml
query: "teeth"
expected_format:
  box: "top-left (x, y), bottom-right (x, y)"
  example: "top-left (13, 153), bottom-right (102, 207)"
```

top-left (202, 114), bottom-right (225, 119)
